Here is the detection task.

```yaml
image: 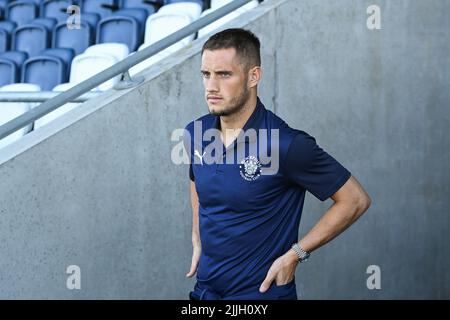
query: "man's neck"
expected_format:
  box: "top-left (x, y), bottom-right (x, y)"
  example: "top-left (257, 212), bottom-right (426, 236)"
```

top-left (219, 94), bottom-right (257, 148)
top-left (220, 94), bottom-right (257, 132)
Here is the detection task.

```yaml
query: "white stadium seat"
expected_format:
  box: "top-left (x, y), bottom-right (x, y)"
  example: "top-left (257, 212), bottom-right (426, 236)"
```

top-left (211, 0), bottom-right (233, 9)
top-left (159, 2), bottom-right (203, 21)
top-left (70, 52), bottom-right (120, 91)
top-left (33, 83), bottom-right (81, 130)
top-left (198, 0), bottom-right (259, 39)
top-left (84, 43), bottom-right (130, 62)
top-left (0, 83), bottom-right (41, 149)
top-left (144, 12), bottom-right (193, 53)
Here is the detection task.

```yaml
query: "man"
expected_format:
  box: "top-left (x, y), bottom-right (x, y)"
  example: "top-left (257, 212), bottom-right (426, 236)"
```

top-left (183, 28), bottom-right (371, 300)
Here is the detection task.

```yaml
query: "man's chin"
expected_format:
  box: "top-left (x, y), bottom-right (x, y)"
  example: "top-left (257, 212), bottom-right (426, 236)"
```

top-left (208, 105), bottom-right (228, 117)
top-left (209, 109), bottom-right (227, 116)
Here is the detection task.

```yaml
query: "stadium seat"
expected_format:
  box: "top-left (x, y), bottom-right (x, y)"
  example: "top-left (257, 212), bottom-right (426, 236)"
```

top-left (144, 12), bottom-right (193, 53)
top-left (0, 83), bottom-right (41, 149)
top-left (159, 2), bottom-right (202, 21)
top-left (39, 47), bottom-right (75, 74)
top-left (85, 42), bottom-right (129, 61)
top-left (79, 12), bottom-right (101, 30)
top-left (21, 55), bottom-right (67, 90)
top-left (96, 9), bottom-right (147, 52)
top-left (40, 0), bottom-right (75, 22)
top-left (31, 17), bottom-right (58, 31)
top-left (52, 20), bottom-right (95, 55)
top-left (0, 28), bottom-right (9, 53)
top-left (0, 50), bottom-right (29, 66)
top-left (165, 0), bottom-right (204, 9)
top-left (0, 21), bottom-right (17, 53)
top-left (5, 0), bottom-right (39, 26)
top-left (210, 0), bottom-right (230, 9)
top-left (119, 0), bottom-right (158, 15)
top-left (112, 8), bottom-right (148, 27)
top-left (33, 82), bottom-right (80, 129)
top-left (0, 58), bottom-right (18, 86)
top-left (12, 23), bottom-right (51, 57)
top-left (23, 0), bottom-right (42, 5)
top-left (0, 20), bottom-right (17, 34)
top-left (0, 51), bottom-right (28, 86)
top-left (69, 51), bottom-right (120, 91)
top-left (198, 0), bottom-right (259, 38)
top-left (0, 0), bottom-right (7, 10)
top-left (79, 0), bottom-right (119, 19)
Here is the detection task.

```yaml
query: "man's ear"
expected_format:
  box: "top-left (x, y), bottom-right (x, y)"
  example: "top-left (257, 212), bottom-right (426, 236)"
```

top-left (247, 66), bottom-right (262, 89)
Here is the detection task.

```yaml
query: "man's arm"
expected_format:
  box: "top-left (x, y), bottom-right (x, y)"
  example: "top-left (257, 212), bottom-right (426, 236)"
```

top-left (260, 175), bottom-right (371, 292)
top-left (186, 180), bottom-right (201, 278)
top-left (295, 175), bottom-right (371, 254)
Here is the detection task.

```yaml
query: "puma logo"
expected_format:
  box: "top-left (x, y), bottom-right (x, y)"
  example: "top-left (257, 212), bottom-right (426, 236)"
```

top-left (194, 150), bottom-right (206, 165)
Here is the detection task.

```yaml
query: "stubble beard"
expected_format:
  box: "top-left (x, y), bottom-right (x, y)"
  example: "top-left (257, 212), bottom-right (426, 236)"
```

top-left (209, 86), bottom-right (250, 117)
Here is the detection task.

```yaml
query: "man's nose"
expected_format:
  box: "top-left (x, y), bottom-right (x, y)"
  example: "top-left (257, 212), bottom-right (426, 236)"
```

top-left (205, 77), bottom-right (219, 93)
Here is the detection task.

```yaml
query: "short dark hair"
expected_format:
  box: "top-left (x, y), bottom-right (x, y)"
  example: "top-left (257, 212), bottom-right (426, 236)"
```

top-left (202, 28), bottom-right (261, 70)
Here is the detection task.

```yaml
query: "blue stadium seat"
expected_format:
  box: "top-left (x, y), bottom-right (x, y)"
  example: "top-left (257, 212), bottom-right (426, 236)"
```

top-left (0, 0), bottom-right (8, 20)
top-left (0, 51), bottom-right (28, 86)
top-left (0, 20), bottom-right (18, 34)
top-left (119, 0), bottom-right (159, 14)
top-left (31, 17), bottom-right (58, 30)
top-left (39, 47), bottom-right (74, 73)
top-left (40, 0), bottom-right (75, 22)
top-left (0, 20), bottom-right (17, 53)
top-left (96, 15), bottom-right (141, 52)
top-left (12, 23), bottom-right (51, 57)
top-left (22, 55), bottom-right (67, 90)
top-left (113, 8), bottom-right (148, 26)
top-left (52, 20), bottom-right (94, 55)
top-left (80, 12), bottom-right (101, 29)
top-left (79, 0), bottom-right (119, 19)
top-left (0, 50), bottom-right (28, 67)
top-left (5, 0), bottom-right (39, 26)
top-left (0, 59), bottom-right (18, 86)
top-left (24, 0), bottom-right (43, 5)
top-left (0, 0), bottom-right (8, 10)
top-left (0, 28), bottom-right (9, 53)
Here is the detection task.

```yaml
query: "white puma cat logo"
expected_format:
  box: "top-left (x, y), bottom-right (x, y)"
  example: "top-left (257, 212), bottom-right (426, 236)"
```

top-left (194, 150), bottom-right (206, 165)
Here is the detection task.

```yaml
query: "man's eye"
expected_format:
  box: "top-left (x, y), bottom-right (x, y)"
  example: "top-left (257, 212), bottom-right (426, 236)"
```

top-left (220, 73), bottom-right (231, 78)
top-left (201, 73), bottom-right (210, 78)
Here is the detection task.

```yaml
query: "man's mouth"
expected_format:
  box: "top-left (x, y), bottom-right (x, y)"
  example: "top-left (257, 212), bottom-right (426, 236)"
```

top-left (207, 96), bottom-right (223, 103)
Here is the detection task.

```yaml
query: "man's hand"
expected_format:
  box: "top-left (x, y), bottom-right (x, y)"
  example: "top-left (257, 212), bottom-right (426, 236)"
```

top-left (259, 250), bottom-right (299, 293)
top-left (186, 244), bottom-right (201, 278)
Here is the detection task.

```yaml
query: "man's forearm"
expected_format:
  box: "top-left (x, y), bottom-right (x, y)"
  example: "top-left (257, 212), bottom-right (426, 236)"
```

top-left (190, 181), bottom-right (201, 247)
top-left (298, 199), bottom-right (369, 254)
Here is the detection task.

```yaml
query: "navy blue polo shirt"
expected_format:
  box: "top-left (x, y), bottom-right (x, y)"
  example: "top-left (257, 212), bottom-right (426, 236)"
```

top-left (184, 97), bottom-right (351, 299)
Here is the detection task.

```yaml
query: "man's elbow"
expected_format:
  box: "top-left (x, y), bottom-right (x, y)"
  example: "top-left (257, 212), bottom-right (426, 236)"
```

top-left (356, 193), bottom-right (371, 216)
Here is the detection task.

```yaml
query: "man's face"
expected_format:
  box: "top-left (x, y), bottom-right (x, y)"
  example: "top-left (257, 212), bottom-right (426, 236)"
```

top-left (201, 48), bottom-right (250, 117)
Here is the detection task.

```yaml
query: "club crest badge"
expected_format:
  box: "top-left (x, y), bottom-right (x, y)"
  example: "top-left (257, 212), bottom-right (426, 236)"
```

top-left (239, 156), bottom-right (262, 181)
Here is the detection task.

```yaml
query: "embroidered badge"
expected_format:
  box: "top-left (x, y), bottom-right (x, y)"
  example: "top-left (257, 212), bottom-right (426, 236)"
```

top-left (239, 156), bottom-right (262, 181)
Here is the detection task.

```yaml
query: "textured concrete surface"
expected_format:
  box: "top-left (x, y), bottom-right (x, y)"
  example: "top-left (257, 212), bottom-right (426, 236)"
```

top-left (0, 0), bottom-right (448, 298)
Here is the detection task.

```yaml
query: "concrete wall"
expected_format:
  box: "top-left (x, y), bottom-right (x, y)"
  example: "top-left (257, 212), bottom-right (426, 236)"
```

top-left (0, 0), bottom-right (448, 299)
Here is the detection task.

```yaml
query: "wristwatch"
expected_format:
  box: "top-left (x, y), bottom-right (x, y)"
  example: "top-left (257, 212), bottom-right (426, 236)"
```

top-left (291, 243), bottom-right (310, 263)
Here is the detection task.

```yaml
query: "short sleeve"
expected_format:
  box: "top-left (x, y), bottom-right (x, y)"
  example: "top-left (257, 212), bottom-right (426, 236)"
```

top-left (284, 131), bottom-right (351, 201)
